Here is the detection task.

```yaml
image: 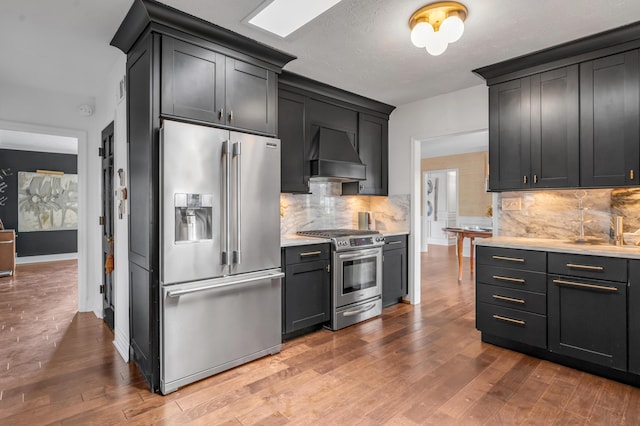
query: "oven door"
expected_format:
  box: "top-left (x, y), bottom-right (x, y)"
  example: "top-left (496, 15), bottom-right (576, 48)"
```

top-left (333, 247), bottom-right (382, 308)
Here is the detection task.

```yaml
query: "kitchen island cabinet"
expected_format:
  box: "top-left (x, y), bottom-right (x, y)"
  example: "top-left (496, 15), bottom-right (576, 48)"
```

top-left (282, 244), bottom-right (331, 340)
top-left (476, 237), bottom-right (640, 387)
top-left (382, 234), bottom-right (407, 307)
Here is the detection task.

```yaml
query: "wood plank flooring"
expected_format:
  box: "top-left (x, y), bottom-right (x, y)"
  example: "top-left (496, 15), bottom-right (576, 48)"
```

top-left (2, 248), bottom-right (640, 425)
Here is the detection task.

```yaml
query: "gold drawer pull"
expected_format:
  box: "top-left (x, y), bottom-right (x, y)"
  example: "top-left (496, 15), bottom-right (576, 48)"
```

top-left (387, 241), bottom-right (402, 245)
top-left (299, 251), bottom-right (322, 257)
top-left (492, 314), bottom-right (525, 325)
top-left (552, 279), bottom-right (617, 292)
top-left (492, 294), bottom-right (525, 304)
top-left (566, 263), bottom-right (603, 271)
top-left (492, 275), bottom-right (525, 283)
top-left (492, 255), bottom-right (525, 263)
top-left (0, 240), bottom-right (14, 244)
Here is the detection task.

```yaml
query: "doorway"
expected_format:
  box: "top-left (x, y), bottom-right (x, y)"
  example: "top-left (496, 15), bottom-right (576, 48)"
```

top-left (422, 169), bottom-right (457, 251)
top-left (0, 120), bottom-right (85, 310)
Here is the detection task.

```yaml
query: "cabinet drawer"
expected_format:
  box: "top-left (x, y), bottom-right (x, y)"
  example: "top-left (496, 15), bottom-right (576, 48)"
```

top-left (284, 244), bottom-right (330, 265)
top-left (476, 265), bottom-right (547, 293)
top-left (548, 253), bottom-right (627, 282)
top-left (476, 303), bottom-right (547, 349)
top-left (477, 283), bottom-right (546, 315)
top-left (383, 234), bottom-right (406, 251)
top-left (476, 246), bottom-right (546, 272)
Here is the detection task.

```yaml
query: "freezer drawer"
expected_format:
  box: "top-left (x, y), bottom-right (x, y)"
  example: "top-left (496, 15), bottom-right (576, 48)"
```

top-left (161, 270), bottom-right (283, 394)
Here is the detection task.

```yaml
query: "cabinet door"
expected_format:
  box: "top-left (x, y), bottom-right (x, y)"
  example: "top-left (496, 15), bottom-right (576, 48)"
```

top-left (279, 90), bottom-right (309, 193)
top-left (225, 57), bottom-right (277, 135)
top-left (382, 248), bottom-right (407, 307)
top-left (530, 66), bottom-right (579, 188)
top-left (580, 50), bottom-right (640, 187)
top-left (548, 275), bottom-right (627, 370)
top-left (161, 37), bottom-right (225, 124)
top-left (630, 260), bottom-right (640, 375)
top-left (343, 114), bottom-right (388, 195)
top-left (283, 259), bottom-right (330, 333)
top-left (488, 77), bottom-right (531, 190)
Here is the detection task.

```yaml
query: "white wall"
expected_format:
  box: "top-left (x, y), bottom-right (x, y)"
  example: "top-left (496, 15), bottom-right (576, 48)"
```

top-left (388, 84), bottom-right (489, 301)
top-left (0, 52), bottom-right (127, 340)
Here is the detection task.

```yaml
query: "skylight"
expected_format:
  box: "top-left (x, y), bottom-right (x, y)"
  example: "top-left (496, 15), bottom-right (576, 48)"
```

top-left (248, 0), bottom-right (343, 38)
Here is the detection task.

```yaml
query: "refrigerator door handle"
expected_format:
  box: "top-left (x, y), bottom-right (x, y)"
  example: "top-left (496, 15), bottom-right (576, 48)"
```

top-left (166, 271), bottom-right (284, 297)
top-left (222, 140), bottom-right (231, 266)
top-left (233, 141), bottom-right (242, 265)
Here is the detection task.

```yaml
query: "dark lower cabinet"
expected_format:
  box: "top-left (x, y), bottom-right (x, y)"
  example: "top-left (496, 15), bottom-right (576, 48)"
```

top-left (629, 260), bottom-right (640, 375)
top-left (548, 274), bottom-right (627, 370)
top-left (382, 235), bottom-right (407, 307)
top-left (282, 244), bottom-right (331, 338)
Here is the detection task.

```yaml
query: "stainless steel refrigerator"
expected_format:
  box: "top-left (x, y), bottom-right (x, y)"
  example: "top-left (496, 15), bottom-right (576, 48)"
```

top-left (159, 119), bottom-right (283, 394)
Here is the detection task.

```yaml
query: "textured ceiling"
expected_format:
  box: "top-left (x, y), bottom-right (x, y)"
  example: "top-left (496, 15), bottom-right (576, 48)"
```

top-left (1, 1), bottom-right (640, 106)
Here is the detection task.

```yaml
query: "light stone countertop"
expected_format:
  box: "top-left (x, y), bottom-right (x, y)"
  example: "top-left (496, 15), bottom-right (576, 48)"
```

top-left (281, 230), bottom-right (409, 247)
top-left (281, 235), bottom-right (331, 247)
top-left (475, 236), bottom-right (640, 259)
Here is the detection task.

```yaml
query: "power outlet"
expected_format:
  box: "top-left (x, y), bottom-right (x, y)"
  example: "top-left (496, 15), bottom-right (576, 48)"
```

top-left (502, 197), bottom-right (522, 211)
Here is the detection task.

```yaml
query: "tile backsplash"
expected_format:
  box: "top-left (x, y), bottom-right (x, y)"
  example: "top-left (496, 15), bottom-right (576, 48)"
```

top-left (496, 188), bottom-right (640, 242)
top-left (280, 182), bottom-right (410, 236)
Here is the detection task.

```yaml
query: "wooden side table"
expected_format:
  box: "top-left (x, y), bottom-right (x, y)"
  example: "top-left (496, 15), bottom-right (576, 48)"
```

top-left (443, 227), bottom-right (493, 281)
top-left (0, 229), bottom-right (16, 277)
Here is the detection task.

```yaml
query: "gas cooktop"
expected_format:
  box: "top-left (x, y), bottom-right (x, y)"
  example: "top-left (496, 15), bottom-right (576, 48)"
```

top-left (297, 229), bottom-right (384, 251)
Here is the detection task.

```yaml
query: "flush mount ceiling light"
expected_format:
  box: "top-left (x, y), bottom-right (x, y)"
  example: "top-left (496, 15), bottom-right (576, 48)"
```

top-left (409, 1), bottom-right (467, 56)
top-left (249, 0), bottom-right (343, 38)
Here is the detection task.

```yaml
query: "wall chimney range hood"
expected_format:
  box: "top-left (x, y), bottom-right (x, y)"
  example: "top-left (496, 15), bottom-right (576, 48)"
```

top-left (309, 127), bottom-right (366, 182)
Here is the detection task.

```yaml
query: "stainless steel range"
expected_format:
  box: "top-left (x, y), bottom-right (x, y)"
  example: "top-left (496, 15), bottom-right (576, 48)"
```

top-left (297, 229), bottom-right (385, 330)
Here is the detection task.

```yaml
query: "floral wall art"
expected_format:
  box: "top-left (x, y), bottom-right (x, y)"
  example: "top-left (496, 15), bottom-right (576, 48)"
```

top-left (17, 171), bottom-right (78, 232)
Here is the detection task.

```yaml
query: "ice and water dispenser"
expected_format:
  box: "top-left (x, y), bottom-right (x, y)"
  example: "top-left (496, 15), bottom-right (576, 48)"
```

top-left (174, 193), bottom-right (213, 242)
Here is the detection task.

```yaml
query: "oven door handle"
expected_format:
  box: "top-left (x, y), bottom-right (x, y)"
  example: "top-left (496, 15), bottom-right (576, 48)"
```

top-left (338, 249), bottom-right (381, 260)
top-left (342, 302), bottom-right (377, 317)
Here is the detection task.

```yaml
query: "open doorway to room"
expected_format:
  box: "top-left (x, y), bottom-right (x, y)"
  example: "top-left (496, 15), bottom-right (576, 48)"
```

top-left (0, 124), bottom-right (81, 307)
top-left (419, 130), bottom-right (492, 281)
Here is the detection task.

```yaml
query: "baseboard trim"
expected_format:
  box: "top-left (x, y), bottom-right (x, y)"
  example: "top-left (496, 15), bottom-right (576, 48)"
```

top-left (113, 328), bottom-right (130, 362)
top-left (16, 253), bottom-right (78, 264)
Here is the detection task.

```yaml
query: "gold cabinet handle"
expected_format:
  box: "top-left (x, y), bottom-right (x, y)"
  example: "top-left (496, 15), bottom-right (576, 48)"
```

top-left (552, 279), bottom-right (617, 292)
top-left (0, 240), bottom-right (14, 244)
top-left (492, 255), bottom-right (525, 263)
top-left (492, 294), bottom-right (525, 304)
top-left (566, 263), bottom-right (604, 271)
top-left (299, 251), bottom-right (322, 257)
top-left (228, 110), bottom-right (233, 123)
top-left (492, 275), bottom-right (525, 283)
top-left (533, 174), bottom-right (538, 184)
top-left (218, 108), bottom-right (224, 120)
top-left (492, 314), bottom-right (525, 325)
top-left (387, 241), bottom-right (402, 245)
top-left (523, 175), bottom-right (528, 184)
top-left (631, 170), bottom-right (635, 180)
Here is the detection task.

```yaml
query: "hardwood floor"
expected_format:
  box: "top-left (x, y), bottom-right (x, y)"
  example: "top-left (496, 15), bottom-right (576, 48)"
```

top-left (1, 248), bottom-right (640, 425)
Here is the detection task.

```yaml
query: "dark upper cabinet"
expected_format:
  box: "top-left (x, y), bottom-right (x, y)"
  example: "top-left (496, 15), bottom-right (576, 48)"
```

top-left (530, 65), bottom-right (580, 188)
top-left (277, 72), bottom-right (395, 195)
top-left (161, 37), bottom-right (277, 135)
top-left (580, 50), bottom-right (640, 187)
top-left (161, 37), bottom-right (225, 125)
top-left (279, 90), bottom-right (310, 193)
top-left (343, 113), bottom-right (389, 196)
top-left (488, 77), bottom-right (531, 190)
top-left (225, 57), bottom-right (277, 135)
